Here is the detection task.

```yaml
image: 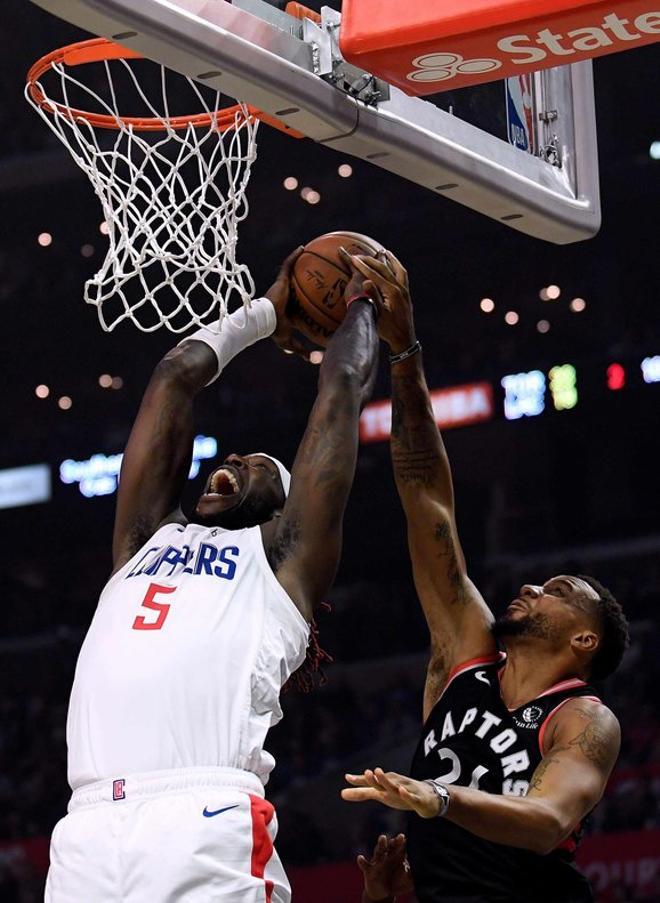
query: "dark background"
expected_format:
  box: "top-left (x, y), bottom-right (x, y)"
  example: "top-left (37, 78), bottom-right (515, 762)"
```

top-left (0, 0), bottom-right (659, 900)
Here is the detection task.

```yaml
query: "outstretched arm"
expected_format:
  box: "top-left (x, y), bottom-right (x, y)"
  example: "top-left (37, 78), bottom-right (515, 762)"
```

top-left (112, 340), bottom-right (215, 573)
top-left (343, 700), bottom-right (620, 855)
top-left (266, 288), bottom-right (380, 621)
top-left (390, 348), bottom-right (495, 715)
top-left (113, 248), bottom-right (307, 574)
top-left (347, 252), bottom-right (495, 718)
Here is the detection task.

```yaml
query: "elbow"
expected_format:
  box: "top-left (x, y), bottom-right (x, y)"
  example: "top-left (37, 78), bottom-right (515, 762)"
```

top-left (528, 811), bottom-right (570, 856)
top-left (152, 344), bottom-right (214, 393)
top-left (431, 504), bottom-right (454, 527)
top-left (319, 365), bottom-right (366, 403)
top-left (530, 838), bottom-right (559, 857)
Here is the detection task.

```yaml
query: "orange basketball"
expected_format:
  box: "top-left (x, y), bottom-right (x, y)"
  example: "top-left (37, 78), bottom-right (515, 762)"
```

top-left (291, 231), bottom-right (383, 347)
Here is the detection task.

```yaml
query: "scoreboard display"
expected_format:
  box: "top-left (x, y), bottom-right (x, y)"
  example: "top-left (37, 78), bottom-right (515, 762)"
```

top-left (0, 355), bottom-right (658, 509)
top-left (359, 353), bottom-right (660, 442)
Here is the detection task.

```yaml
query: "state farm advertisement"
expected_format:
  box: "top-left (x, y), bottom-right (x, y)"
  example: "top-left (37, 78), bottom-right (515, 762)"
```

top-left (341, 1), bottom-right (660, 94)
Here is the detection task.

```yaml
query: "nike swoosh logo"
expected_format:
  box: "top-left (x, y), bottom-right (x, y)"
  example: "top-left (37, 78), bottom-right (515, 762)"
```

top-left (202, 804), bottom-right (239, 818)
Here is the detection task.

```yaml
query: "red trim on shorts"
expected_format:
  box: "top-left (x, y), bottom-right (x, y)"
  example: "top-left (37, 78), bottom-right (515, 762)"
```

top-left (249, 795), bottom-right (275, 903)
top-left (538, 695), bottom-right (602, 756)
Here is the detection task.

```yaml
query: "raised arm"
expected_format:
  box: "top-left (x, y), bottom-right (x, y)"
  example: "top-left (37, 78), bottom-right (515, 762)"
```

top-left (343, 699), bottom-right (620, 855)
top-left (347, 252), bottom-right (494, 716)
top-left (113, 248), bottom-right (308, 574)
top-left (112, 340), bottom-right (216, 573)
top-left (265, 286), bottom-right (380, 621)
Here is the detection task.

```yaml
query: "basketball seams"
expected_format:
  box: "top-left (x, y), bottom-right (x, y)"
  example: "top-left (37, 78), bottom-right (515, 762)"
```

top-left (294, 253), bottom-right (350, 326)
top-left (291, 273), bottom-right (342, 332)
top-left (291, 231), bottom-right (382, 344)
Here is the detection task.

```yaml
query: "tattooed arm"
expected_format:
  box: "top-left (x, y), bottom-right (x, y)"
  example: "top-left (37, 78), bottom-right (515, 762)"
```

top-left (112, 340), bottom-right (217, 574)
top-left (265, 296), bottom-right (379, 621)
top-left (441, 699), bottom-right (620, 852)
top-left (346, 252), bottom-right (494, 716)
top-left (390, 355), bottom-right (495, 715)
top-left (343, 699), bottom-right (620, 854)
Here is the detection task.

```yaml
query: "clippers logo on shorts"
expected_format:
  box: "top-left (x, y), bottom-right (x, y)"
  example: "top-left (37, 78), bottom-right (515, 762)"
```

top-left (112, 779), bottom-right (126, 801)
top-left (126, 541), bottom-right (240, 582)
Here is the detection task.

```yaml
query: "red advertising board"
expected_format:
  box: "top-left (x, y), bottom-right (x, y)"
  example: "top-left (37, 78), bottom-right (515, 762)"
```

top-left (289, 859), bottom-right (415, 902)
top-left (340, 1), bottom-right (660, 94)
top-left (360, 381), bottom-right (494, 443)
top-left (4, 829), bottom-right (658, 899)
top-left (288, 833), bottom-right (660, 901)
top-left (0, 836), bottom-right (50, 874)
top-left (576, 829), bottom-right (660, 899)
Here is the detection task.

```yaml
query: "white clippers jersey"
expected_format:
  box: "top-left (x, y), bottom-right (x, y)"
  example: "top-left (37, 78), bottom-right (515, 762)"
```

top-left (66, 522), bottom-right (310, 791)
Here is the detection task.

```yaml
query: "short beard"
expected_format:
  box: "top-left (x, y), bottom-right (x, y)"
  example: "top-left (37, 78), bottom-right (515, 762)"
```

top-left (491, 613), bottom-right (560, 643)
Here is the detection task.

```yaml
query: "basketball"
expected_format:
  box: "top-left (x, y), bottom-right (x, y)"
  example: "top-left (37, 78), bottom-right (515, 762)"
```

top-left (291, 231), bottom-right (383, 347)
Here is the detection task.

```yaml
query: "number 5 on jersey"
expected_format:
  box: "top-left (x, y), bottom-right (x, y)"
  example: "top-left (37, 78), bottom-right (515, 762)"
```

top-left (132, 583), bottom-right (176, 630)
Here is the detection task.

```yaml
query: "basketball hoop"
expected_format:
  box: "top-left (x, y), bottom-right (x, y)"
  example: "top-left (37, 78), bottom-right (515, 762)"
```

top-left (26, 38), bottom-right (301, 333)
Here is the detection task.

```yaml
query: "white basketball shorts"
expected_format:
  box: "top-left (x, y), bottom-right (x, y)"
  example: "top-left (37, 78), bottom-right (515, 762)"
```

top-left (45, 767), bottom-right (290, 902)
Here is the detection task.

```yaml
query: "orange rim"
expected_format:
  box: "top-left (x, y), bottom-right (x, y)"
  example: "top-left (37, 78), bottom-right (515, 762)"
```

top-left (285, 2), bottom-right (322, 25)
top-left (27, 37), bottom-right (304, 137)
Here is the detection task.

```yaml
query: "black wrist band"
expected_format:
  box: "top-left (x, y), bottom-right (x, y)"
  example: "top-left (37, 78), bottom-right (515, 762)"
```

top-left (389, 340), bottom-right (421, 364)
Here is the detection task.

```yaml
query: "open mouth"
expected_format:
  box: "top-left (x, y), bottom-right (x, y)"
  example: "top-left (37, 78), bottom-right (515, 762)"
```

top-left (206, 467), bottom-right (241, 498)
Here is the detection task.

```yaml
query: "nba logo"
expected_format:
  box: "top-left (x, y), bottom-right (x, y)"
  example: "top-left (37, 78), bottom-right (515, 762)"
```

top-left (505, 74), bottom-right (536, 154)
top-left (112, 779), bottom-right (126, 801)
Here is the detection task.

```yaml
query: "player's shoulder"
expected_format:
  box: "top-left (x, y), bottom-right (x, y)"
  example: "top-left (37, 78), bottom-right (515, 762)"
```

top-left (110, 517), bottom-right (187, 579)
top-left (551, 696), bottom-right (621, 753)
top-left (557, 696), bottom-right (619, 728)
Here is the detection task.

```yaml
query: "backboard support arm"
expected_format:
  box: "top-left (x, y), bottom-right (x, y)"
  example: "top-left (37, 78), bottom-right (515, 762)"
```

top-left (28, 0), bottom-right (600, 244)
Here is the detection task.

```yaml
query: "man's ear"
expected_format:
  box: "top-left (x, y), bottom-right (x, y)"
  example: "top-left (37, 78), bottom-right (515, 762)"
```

top-left (571, 628), bottom-right (599, 654)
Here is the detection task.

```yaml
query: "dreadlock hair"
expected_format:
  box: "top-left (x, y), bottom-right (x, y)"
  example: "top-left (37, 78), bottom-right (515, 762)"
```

top-left (284, 603), bottom-right (333, 693)
top-left (578, 574), bottom-right (629, 680)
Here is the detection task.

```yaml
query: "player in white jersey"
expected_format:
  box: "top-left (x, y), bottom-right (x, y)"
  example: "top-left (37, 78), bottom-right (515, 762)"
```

top-left (46, 247), bottom-right (381, 902)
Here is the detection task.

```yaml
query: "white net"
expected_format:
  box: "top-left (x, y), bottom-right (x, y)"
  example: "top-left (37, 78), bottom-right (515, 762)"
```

top-left (26, 46), bottom-right (259, 333)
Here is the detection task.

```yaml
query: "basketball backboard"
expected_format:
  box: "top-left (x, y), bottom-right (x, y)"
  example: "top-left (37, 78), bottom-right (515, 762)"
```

top-left (28, 0), bottom-right (601, 244)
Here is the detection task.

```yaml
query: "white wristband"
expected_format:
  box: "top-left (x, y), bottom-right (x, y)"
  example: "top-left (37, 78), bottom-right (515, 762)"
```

top-left (180, 298), bottom-right (277, 385)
